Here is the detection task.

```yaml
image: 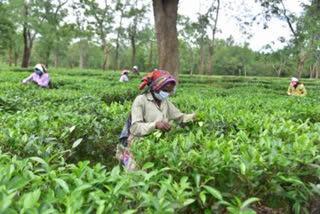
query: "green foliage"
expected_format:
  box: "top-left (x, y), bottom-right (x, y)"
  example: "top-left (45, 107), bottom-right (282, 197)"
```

top-left (0, 69), bottom-right (319, 213)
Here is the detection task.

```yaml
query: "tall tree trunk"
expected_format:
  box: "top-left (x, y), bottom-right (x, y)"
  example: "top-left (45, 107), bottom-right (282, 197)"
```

top-left (22, 28), bottom-right (32, 67)
top-left (8, 46), bottom-right (12, 66)
top-left (130, 35), bottom-right (136, 68)
top-left (21, 2), bottom-right (34, 68)
top-left (45, 49), bottom-right (50, 68)
top-left (198, 35), bottom-right (205, 75)
top-left (79, 39), bottom-right (84, 69)
top-left (207, 0), bottom-right (220, 75)
top-left (316, 55), bottom-right (320, 79)
top-left (102, 41), bottom-right (107, 71)
top-left (153, 0), bottom-right (179, 80)
top-left (14, 51), bottom-right (18, 66)
top-left (54, 49), bottom-right (58, 68)
top-left (114, 12), bottom-right (123, 71)
top-left (309, 65), bottom-right (314, 78)
top-left (295, 33), bottom-right (315, 78)
top-left (21, 2), bottom-right (29, 68)
top-left (99, 22), bottom-right (108, 71)
top-left (147, 40), bottom-right (153, 72)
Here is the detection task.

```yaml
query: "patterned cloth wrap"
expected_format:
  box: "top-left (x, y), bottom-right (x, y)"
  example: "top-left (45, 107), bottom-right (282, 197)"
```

top-left (138, 69), bottom-right (176, 91)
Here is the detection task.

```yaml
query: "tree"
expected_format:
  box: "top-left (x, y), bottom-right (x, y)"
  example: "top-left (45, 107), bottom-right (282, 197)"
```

top-left (0, 1), bottom-right (17, 66)
top-left (36, 0), bottom-right (69, 68)
top-left (8, 0), bottom-right (49, 67)
top-left (72, 1), bottom-right (93, 69)
top-left (153, 0), bottom-right (179, 80)
top-left (80, 0), bottom-right (114, 70)
top-left (177, 15), bottom-right (199, 75)
top-left (195, 14), bottom-right (209, 75)
top-left (206, 0), bottom-right (220, 75)
top-left (0, 2), bottom-right (14, 51)
top-left (256, 0), bottom-right (320, 78)
top-left (126, 0), bottom-right (148, 69)
top-left (113, 0), bottom-right (128, 71)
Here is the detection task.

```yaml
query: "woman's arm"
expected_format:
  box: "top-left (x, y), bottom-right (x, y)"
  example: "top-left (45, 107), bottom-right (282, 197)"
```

top-left (22, 73), bottom-right (34, 84)
top-left (167, 100), bottom-right (195, 124)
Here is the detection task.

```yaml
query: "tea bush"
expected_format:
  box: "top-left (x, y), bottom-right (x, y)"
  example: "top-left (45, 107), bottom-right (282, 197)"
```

top-left (0, 69), bottom-right (319, 213)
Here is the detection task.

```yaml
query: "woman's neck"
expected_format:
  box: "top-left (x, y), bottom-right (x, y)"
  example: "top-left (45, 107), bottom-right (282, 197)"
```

top-left (151, 92), bottom-right (161, 106)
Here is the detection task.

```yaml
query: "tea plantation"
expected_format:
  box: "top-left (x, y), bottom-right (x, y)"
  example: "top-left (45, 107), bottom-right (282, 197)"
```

top-left (0, 69), bottom-right (319, 213)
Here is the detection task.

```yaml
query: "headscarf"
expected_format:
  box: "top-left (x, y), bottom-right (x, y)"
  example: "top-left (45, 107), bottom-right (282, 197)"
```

top-left (34, 64), bottom-right (47, 73)
top-left (122, 69), bottom-right (130, 75)
top-left (290, 77), bottom-right (299, 86)
top-left (138, 69), bottom-right (176, 91)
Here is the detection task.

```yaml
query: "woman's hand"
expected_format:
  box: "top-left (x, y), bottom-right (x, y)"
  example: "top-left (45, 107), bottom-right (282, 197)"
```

top-left (155, 121), bottom-right (171, 131)
top-left (192, 114), bottom-right (197, 121)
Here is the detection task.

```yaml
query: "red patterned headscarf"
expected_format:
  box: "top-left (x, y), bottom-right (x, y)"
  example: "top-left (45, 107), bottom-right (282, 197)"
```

top-left (138, 69), bottom-right (176, 91)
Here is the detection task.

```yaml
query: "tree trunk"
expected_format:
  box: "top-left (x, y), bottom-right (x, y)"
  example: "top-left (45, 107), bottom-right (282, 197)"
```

top-left (79, 39), bottom-right (84, 69)
top-left (14, 51), bottom-right (19, 66)
top-left (21, 2), bottom-right (34, 68)
top-left (207, 46), bottom-right (213, 75)
top-left (190, 63), bottom-right (193, 75)
top-left (296, 33), bottom-right (315, 78)
top-left (102, 41), bottom-right (107, 71)
top-left (54, 49), bottom-right (58, 68)
top-left (130, 35), bottom-right (136, 68)
top-left (198, 36), bottom-right (205, 75)
top-left (309, 65), bottom-right (314, 78)
top-left (8, 46), bottom-right (12, 66)
top-left (206, 0), bottom-right (220, 75)
top-left (45, 49), bottom-right (50, 68)
top-left (22, 27), bottom-right (32, 68)
top-left (316, 55), bottom-right (320, 79)
top-left (153, 0), bottom-right (179, 80)
top-left (99, 22), bottom-right (108, 71)
top-left (147, 40), bottom-right (153, 72)
top-left (297, 57), bottom-right (306, 78)
top-left (114, 12), bottom-right (123, 71)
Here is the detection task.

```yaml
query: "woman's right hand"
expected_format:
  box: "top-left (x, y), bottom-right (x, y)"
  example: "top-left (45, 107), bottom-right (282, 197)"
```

top-left (155, 121), bottom-right (171, 131)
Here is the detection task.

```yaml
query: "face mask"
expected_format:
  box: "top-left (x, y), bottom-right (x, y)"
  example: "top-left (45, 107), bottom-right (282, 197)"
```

top-left (290, 81), bottom-right (297, 86)
top-left (35, 69), bottom-right (42, 75)
top-left (154, 90), bottom-right (170, 100)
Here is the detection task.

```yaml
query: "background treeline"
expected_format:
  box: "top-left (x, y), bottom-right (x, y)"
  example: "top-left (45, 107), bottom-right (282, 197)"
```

top-left (0, 0), bottom-right (319, 78)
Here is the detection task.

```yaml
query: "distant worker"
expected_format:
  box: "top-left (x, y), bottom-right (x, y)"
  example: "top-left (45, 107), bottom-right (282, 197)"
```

top-left (287, 77), bottom-right (307, 96)
top-left (119, 69), bottom-right (130, 82)
top-left (116, 69), bottom-right (196, 171)
top-left (21, 64), bottom-right (51, 88)
top-left (132, 65), bottom-right (139, 75)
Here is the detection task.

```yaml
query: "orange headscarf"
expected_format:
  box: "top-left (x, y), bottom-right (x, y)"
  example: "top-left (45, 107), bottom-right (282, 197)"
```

top-left (138, 69), bottom-right (176, 91)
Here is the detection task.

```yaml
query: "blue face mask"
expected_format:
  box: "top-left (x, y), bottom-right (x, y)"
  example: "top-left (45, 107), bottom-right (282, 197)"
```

top-left (35, 69), bottom-right (42, 75)
top-left (154, 90), bottom-right (170, 100)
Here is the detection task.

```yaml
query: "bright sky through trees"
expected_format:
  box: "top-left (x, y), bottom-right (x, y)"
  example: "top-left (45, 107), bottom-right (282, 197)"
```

top-left (177, 0), bottom-right (308, 52)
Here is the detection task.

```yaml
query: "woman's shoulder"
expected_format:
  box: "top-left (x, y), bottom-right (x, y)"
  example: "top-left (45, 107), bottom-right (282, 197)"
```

top-left (133, 93), bottom-right (147, 102)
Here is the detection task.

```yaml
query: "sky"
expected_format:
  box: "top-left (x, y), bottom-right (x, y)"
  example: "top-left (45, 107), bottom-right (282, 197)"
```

top-left (67, 0), bottom-right (307, 52)
top-left (176, 0), bottom-right (308, 52)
